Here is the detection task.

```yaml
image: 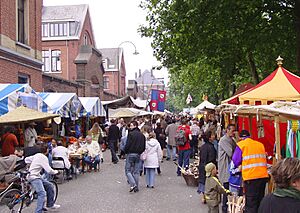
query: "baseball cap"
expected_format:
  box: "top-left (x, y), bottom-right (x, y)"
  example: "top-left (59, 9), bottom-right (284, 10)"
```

top-left (239, 130), bottom-right (250, 138)
top-left (205, 162), bottom-right (216, 177)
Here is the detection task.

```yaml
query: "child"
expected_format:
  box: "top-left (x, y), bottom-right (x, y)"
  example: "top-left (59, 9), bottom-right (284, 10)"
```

top-left (228, 160), bottom-right (243, 196)
top-left (205, 162), bottom-right (231, 213)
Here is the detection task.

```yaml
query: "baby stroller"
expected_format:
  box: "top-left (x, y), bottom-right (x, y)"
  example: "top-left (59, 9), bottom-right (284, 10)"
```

top-left (0, 155), bottom-right (18, 191)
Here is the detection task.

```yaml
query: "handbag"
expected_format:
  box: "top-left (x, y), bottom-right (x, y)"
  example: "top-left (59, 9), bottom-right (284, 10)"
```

top-left (140, 149), bottom-right (148, 161)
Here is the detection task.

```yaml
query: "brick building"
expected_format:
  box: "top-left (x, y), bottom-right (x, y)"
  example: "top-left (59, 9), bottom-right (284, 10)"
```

top-left (0, 0), bottom-right (43, 91)
top-left (41, 4), bottom-right (104, 98)
top-left (99, 48), bottom-right (126, 97)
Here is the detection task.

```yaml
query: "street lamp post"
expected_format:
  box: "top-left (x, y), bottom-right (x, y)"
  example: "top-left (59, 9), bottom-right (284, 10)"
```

top-left (117, 41), bottom-right (139, 96)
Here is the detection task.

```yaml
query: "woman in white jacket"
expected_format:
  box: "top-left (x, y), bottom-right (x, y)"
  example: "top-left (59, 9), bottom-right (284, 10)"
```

top-left (144, 132), bottom-right (163, 188)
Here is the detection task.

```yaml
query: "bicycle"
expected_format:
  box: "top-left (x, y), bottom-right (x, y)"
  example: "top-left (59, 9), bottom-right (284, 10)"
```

top-left (0, 170), bottom-right (58, 213)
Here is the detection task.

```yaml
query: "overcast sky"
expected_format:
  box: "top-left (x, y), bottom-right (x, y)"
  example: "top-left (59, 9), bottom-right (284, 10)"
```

top-left (43, 0), bottom-right (169, 84)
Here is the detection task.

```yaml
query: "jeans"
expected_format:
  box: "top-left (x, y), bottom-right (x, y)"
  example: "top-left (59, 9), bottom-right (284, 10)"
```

top-left (30, 178), bottom-right (55, 213)
top-left (108, 140), bottom-right (118, 162)
top-left (84, 155), bottom-right (100, 170)
top-left (190, 135), bottom-right (199, 157)
top-left (125, 153), bottom-right (140, 188)
top-left (145, 168), bottom-right (156, 187)
top-left (177, 149), bottom-right (190, 175)
top-left (167, 145), bottom-right (177, 160)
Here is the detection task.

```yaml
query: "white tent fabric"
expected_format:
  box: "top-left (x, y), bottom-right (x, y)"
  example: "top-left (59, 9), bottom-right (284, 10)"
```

top-left (0, 84), bottom-right (50, 116)
top-left (195, 100), bottom-right (216, 110)
top-left (79, 97), bottom-right (106, 117)
top-left (38, 92), bottom-right (86, 119)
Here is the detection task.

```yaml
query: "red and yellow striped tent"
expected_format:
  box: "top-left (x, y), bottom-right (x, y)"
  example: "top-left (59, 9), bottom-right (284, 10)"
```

top-left (239, 66), bottom-right (300, 105)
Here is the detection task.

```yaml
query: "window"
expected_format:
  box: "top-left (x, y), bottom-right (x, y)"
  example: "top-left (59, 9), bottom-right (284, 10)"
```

top-left (84, 34), bottom-right (88, 45)
top-left (104, 77), bottom-right (109, 89)
top-left (42, 50), bottom-right (50, 72)
top-left (69, 21), bottom-right (78, 36)
top-left (102, 59), bottom-right (108, 69)
top-left (50, 23), bottom-right (67, 37)
top-left (51, 50), bottom-right (61, 71)
top-left (42, 23), bottom-right (49, 37)
top-left (18, 73), bottom-right (30, 84)
top-left (17, 0), bottom-right (25, 43)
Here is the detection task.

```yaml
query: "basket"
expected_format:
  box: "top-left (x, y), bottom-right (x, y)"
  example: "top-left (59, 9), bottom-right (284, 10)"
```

top-left (182, 174), bottom-right (199, 187)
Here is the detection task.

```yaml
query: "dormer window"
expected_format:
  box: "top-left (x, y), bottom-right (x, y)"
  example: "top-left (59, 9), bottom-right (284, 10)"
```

top-left (42, 21), bottom-right (79, 38)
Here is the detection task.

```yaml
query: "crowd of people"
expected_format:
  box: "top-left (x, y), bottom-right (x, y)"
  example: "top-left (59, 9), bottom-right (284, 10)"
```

top-left (1, 113), bottom-right (300, 213)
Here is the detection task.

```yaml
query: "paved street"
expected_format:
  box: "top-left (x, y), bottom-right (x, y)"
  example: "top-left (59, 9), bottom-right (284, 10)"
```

top-left (19, 151), bottom-right (208, 213)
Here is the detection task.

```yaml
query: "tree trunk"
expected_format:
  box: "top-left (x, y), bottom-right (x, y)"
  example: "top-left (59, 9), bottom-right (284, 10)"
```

top-left (295, 0), bottom-right (300, 74)
top-left (247, 51), bottom-right (259, 84)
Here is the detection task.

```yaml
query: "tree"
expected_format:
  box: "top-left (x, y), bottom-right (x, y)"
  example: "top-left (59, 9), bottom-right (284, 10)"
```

top-left (140, 0), bottom-right (299, 105)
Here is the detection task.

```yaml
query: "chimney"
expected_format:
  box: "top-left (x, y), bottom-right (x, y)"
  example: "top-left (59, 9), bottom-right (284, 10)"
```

top-left (150, 69), bottom-right (153, 77)
top-left (135, 72), bottom-right (137, 79)
top-left (139, 69), bottom-right (142, 77)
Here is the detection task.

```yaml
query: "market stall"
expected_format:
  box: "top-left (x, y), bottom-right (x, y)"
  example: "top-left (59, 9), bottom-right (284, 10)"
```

top-left (79, 97), bottom-right (106, 117)
top-left (0, 84), bottom-right (50, 116)
top-left (38, 92), bottom-right (86, 120)
top-left (220, 57), bottom-right (300, 157)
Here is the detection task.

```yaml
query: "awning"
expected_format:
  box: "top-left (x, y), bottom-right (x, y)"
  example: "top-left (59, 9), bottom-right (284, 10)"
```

top-left (239, 66), bottom-right (300, 105)
top-left (102, 96), bottom-right (146, 109)
top-left (193, 100), bottom-right (216, 113)
top-left (79, 97), bottom-right (106, 117)
top-left (0, 106), bottom-right (59, 124)
top-left (110, 108), bottom-right (152, 118)
top-left (0, 84), bottom-right (50, 115)
top-left (38, 92), bottom-right (86, 119)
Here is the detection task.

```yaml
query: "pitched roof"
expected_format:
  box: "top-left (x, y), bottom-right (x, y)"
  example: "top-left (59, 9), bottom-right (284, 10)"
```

top-left (42, 4), bottom-right (89, 38)
top-left (239, 66), bottom-right (300, 104)
top-left (99, 48), bottom-right (123, 71)
top-left (135, 70), bottom-right (164, 86)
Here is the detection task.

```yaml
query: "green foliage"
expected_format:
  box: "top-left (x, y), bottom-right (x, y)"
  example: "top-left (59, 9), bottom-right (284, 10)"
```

top-left (140, 0), bottom-right (298, 110)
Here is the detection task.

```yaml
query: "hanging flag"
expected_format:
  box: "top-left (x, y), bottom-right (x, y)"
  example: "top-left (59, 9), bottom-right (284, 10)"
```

top-left (186, 93), bottom-right (193, 105)
top-left (150, 89), bottom-right (166, 112)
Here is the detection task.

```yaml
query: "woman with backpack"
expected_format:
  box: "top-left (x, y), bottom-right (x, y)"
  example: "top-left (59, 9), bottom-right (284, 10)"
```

top-left (144, 132), bottom-right (163, 188)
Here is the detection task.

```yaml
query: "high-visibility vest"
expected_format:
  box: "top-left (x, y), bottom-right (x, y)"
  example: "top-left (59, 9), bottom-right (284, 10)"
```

top-left (238, 138), bottom-right (268, 181)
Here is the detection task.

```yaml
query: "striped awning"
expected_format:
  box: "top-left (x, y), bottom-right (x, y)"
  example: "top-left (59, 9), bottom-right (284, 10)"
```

top-left (0, 84), bottom-right (50, 116)
top-left (38, 92), bottom-right (86, 119)
top-left (79, 97), bottom-right (106, 117)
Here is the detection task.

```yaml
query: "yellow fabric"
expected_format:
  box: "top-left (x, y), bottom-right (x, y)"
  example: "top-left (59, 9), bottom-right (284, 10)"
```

top-left (0, 106), bottom-right (59, 124)
top-left (239, 67), bottom-right (300, 104)
top-left (238, 138), bottom-right (268, 181)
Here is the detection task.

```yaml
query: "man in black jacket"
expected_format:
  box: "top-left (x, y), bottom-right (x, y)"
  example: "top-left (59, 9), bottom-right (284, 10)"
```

top-left (108, 119), bottom-right (120, 164)
top-left (124, 121), bottom-right (146, 192)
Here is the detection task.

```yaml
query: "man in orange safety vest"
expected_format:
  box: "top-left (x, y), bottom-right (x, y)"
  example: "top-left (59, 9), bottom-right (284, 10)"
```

top-left (232, 130), bottom-right (268, 213)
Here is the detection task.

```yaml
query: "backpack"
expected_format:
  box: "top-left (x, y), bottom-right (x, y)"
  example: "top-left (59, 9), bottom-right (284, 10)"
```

top-left (175, 127), bottom-right (187, 146)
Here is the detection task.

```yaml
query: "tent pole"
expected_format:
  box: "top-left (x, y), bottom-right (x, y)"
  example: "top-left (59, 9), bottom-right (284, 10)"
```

top-left (274, 116), bottom-right (281, 161)
top-left (249, 115), bottom-right (253, 137)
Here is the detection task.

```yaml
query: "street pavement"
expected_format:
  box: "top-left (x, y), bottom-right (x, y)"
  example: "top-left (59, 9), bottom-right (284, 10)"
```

top-left (17, 151), bottom-right (208, 213)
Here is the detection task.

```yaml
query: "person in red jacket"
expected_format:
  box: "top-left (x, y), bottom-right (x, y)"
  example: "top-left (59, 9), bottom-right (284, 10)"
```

top-left (176, 119), bottom-right (192, 176)
top-left (1, 126), bottom-right (19, 157)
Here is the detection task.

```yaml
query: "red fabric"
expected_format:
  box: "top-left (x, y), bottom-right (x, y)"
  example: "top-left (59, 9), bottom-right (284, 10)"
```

top-left (238, 117), bottom-right (286, 157)
top-left (177, 125), bottom-right (191, 151)
top-left (1, 133), bottom-right (19, 157)
top-left (150, 100), bottom-right (158, 111)
top-left (282, 67), bottom-right (300, 94)
top-left (228, 97), bottom-right (240, 105)
top-left (158, 90), bottom-right (166, 102)
top-left (247, 68), bottom-right (278, 92)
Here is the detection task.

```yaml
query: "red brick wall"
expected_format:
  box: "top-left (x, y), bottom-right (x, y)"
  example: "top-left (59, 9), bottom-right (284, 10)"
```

top-left (42, 74), bottom-right (84, 95)
top-left (0, 0), bottom-right (17, 41)
top-left (103, 71), bottom-right (119, 96)
top-left (0, 57), bottom-right (43, 91)
top-left (0, 0), bottom-right (43, 90)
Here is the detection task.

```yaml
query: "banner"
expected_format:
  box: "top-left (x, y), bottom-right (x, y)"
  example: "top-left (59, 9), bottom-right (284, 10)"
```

top-left (150, 89), bottom-right (166, 112)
